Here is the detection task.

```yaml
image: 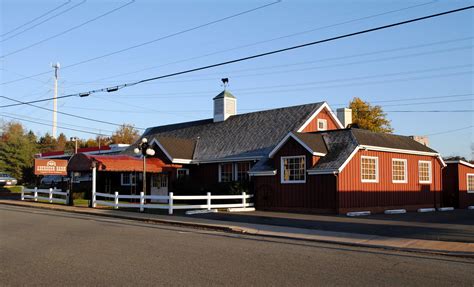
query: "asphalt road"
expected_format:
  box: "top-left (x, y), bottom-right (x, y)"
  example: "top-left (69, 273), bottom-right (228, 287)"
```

top-left (1, 205), bottom-right (473, 286)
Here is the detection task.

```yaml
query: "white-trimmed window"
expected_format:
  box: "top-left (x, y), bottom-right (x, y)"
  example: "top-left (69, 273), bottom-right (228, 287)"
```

top-left (219, 163), bottom-right (233, 182)
top-left (317, 119), bottom-right (327, 131)
top-left (236, 162), bottom-right (251, 181)
top-left (121, 173), bottom-right (136, 186)
top-left (467, 174), bottom-right (474, 193)
top-left (361, 156), bottom-right (378, 183)
top-left (418, 161), bottom-right (432, 184)
top-left (176, 168), bottom-right (189, 179)
top-left (218, 162), bottom-right (251, 182)
top-left (392, 159), bottom-right (407, 183)
top-left (281, 156), bottom-right (306, 183)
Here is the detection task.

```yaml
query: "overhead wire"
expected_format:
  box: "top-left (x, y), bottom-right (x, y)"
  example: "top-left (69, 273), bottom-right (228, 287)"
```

top-left (0, 0), bottom-right (72, 37)
top-left (0, 95), bottom-right (146, 130)
top-left (0, 114), bottom-right (111, 136)
top-left (0, 0), bottom-right (136, 58)
top-left (1, 5), bottom-right (472, 107)
top-left (93, 0), bottom-right (440, 82)
top-left (0, 0), bottom-right (281, 84)
top-left (1, 1), bottom-right (87, 43)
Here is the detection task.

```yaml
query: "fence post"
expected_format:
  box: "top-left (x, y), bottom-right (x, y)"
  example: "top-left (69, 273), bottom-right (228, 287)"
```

top-left (34, 187), bottom-right (38, 202)
top-left (114, 191), bottom-right (119, 209)
top-left (66, 190), bottom-right (70, 205)
top-left (207, 192), bottom-right (211, 210)
top-left (49, 188), bottom-right (53, 203)
top-left (21, 186), bottom-right (25, 201)
top-left (168, 192), bottom-right (173, 215)
top-left (242, 192), bottom-right (247, 207)
top-left (140, 192), bottom-right (144, 212)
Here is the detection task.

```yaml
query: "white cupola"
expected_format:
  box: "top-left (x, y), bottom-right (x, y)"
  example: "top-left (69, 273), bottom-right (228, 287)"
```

top-left (213, 90), bottom-right (237, 122)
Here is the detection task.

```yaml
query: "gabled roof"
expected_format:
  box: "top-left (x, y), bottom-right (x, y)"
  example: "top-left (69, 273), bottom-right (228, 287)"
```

top-left (124, 102), bottom-right (326, 162)
top-left (251, 128), bottom-right (444, 175)
top-left (152, 136), bottom-right (196, 161)
top-left (445, 160), bottom-right (474, 168)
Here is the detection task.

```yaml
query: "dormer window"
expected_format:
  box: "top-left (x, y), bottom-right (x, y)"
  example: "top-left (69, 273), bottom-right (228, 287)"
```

top-left (317, 119), bottom-right (327, 131)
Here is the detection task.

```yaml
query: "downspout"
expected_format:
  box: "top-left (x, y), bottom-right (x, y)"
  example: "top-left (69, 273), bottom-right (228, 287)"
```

top-left (334, 171), bottom-right (339, 215)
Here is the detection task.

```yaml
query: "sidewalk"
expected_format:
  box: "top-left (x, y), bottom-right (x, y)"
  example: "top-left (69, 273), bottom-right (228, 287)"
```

top-left (1, 199), bottom-right (473, 258)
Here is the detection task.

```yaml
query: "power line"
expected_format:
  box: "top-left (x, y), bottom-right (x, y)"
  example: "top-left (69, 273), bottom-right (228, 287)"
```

top-left (0, 0), bottom-right (136, 58)
top-left (0, 0), bottom-right (72, 37)
top-left (65, 44), bottom-right (472, 86)
top-left (0, 0), bottom-right (281, 84)
top-left (0, 95), bottom-right (146, 130)
top-left (1, 112), bottom-right (115, 133)
top-left (426, 125), bottom-right (473, 136)
top-left (0, 114), bottom-right (111, 136)
top-left (0, 1), bottom-right (87, 43)
top-left (1, 5), bottom-right (472, 107)
top-left (94, 0), bottom-right (439, 82)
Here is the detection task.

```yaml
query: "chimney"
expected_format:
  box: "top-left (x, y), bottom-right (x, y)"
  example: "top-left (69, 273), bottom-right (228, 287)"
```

top-left (409, 135), bottom-right (429, 147)
top-left (213, 90), bottom-right (237, 122)
top-left (337, 108), bottom-right (352, 128)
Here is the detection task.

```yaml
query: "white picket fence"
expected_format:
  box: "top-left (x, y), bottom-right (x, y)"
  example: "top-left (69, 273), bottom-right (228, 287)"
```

top-left (93, 191), bottom-right (253, 215)
top-left (21, 187), bottom-right (69, 204)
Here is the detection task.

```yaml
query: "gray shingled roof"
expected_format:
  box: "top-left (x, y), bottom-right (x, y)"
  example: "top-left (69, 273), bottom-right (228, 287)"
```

top-left (250, 128), bottom-right (440, 174)
top-left (155, 136), bottom-right (196, 160)
top-left (292, 133), bottom-right (328, 154)
top-left (124, 102), bottom-right (325, 161)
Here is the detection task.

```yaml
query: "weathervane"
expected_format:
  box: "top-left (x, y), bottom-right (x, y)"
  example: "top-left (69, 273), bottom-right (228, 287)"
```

top-left (221, 78), bottom-right (229, 90)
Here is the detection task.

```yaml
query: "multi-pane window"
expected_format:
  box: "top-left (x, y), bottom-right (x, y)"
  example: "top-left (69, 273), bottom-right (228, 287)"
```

top-left (219, 163), bottom-right (234, 182)
top-left (236, 162), bottom-right (250, 181)
top-left (176, 168), bottom-right (189, 179)
top-left (392, 159), bottom-right (407, 183)
top-left (317, 119), bottom-right (327, 131)
top-left (418, 161), bottom-right (432, 184)
top-left (467, 174), bottom-right (474, 193)
top-left (121, 173), bottom-right (136, 186)
top-left (281, 156), bottom-right (306, 183)
top-left (219, 162), bottom-right (251, 182)
top-left (361, 156), bottom-right (378, 182)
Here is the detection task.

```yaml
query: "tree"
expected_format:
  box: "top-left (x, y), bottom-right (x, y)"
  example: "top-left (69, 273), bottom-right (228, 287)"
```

top-left (111, 124), bottom-right (140, 144)
top-left (38, 133), bottom-right (57, 153)
top-left (0, 121), bottom-right (37, 181)
top-left (55, 133), bottom-right (68, 150)
top-left (348, 97), bottom-right (393, 133)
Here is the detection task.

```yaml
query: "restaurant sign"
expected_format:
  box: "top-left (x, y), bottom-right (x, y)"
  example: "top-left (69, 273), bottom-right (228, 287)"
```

top-left (34, 159), bottom-right (68, 176)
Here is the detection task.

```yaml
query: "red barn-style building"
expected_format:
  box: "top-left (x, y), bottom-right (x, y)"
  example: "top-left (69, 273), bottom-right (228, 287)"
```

top-left (114, 89), bottom-right (448, 214)
top-left (443, 160), bottom-right (474, 209)
top-left (250, 129), bottom-right (445, 214)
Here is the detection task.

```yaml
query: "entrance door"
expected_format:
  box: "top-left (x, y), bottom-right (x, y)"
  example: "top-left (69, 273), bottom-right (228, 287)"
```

top-left (151, 173), bottom-right (168, 203)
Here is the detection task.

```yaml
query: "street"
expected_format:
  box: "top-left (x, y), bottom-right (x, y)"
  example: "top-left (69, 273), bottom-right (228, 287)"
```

top-left (1, 205), bottom-right (473, 286)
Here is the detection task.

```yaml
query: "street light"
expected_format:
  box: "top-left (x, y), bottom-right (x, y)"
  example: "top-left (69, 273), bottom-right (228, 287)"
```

top-left (134, 138), bottom-right (155, 206)
top-left (70, 137), bottom-right (78, 154)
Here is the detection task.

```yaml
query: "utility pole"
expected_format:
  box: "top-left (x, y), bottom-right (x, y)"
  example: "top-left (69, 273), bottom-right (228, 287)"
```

top-left (52, 62), bottom-right (60, 139)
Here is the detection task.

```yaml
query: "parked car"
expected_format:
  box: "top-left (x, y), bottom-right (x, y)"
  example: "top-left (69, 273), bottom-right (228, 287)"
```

top-left (40, 175), bottom-right (70, 186)
top-left (0, 173), bottom-right (18, 186)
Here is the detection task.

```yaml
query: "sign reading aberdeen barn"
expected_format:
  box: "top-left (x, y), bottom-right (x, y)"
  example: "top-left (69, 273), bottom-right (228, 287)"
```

top-left (34, 159), bottom-right (68, 176)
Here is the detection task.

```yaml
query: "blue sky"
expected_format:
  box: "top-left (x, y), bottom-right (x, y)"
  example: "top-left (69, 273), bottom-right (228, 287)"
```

top-left (0, 0), bottom-right (472, 159)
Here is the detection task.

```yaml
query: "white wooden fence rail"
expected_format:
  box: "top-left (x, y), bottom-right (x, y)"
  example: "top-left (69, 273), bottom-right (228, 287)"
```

top-left (94, 191), bottom-right (253, 214)
top-left (21, 187), bottom-right (69, 204)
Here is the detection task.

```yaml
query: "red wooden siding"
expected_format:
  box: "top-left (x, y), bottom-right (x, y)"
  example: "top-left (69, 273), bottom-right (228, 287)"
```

top-left (338, 150), bottom-right (443, 213)
top-left (301, 107), bottom-right (339, 132)
top-left (442, 162), bottom-right (474, 209)
top-left (442, 163), bottom-right (459, 208)
top-left (454, 163), bottom-right (474, 209)
top-left (253, 137), bottom-right (336, 213)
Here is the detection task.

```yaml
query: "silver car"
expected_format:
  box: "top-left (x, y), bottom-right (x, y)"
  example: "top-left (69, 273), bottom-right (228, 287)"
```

top-left (0, 173), bottom-right (18, 186)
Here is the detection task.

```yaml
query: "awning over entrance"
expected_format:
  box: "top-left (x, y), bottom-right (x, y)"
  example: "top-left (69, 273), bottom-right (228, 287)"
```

top-left (68, 153), bottom-right (167, 173)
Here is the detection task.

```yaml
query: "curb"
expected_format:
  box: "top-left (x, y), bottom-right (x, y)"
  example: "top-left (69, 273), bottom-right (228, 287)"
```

top-left (1, 201), bottom-right (473, 259)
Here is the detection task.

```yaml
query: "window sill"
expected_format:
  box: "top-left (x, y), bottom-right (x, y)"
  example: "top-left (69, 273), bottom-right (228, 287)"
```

top-left (281, 180), bottom-right (306, 184)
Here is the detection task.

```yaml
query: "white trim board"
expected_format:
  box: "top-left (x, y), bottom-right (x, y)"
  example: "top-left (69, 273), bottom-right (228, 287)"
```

top-left (269, 132), bottom-right (326, 158)
top-left (445, 160), bottom-right (474, 168)
top-left (297, 102), bottom-right (344, 132)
